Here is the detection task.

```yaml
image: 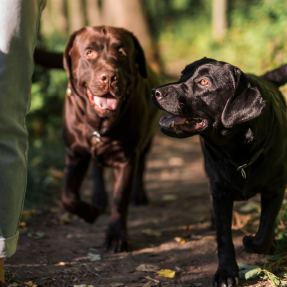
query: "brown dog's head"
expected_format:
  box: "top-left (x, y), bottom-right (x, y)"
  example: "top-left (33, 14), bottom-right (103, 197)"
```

top-left (64, 26), bottom-right (147, 117)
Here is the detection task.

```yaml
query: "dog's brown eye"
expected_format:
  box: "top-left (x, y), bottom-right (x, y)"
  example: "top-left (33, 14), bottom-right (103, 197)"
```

top-left (118, 49), bottom-right (126, 57)
top-left (86, 50), bottom-right (94, 57)
top-left (200, 79), bottom-right (208, 86)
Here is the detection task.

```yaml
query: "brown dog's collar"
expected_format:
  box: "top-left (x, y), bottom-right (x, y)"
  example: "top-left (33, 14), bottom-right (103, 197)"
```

top-left (66, 83), bottom-right (130, 145)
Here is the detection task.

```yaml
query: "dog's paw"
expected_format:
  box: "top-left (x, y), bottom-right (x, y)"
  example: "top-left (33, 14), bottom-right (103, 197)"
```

top-left (62, 199), bottom-right (100, 224)
top-left (213, 269), bottom-right (239, 287)
top-left (243, 236), bottom-right (273, 254)
top-left (81, 203), bottom-right (100, 223)
top-left (104, 223), bottom-right (131, 252)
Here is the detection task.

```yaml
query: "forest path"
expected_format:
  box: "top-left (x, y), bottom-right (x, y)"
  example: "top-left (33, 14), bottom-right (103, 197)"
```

top-left (6, 134), bottom-right (270, 287)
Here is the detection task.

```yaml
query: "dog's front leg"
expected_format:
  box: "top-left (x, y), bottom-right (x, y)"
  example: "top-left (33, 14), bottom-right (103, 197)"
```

top-left (62, 151), bottom-right (100, 223)
top-left (243, 189), bottom-right (285, 254)
top-left (104, 154), bottom-right (138, 252)
top-left (91, 159), bottom-right (107, 211)
top-left (212, 194), bottom-right (239, 287)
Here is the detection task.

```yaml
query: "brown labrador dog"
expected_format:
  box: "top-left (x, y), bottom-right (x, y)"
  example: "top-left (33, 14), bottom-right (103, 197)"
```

top-left (62, 26), bottom-right (160, 252)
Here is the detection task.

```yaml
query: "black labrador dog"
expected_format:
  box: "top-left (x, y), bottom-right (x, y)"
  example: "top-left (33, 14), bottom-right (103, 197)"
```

top-left (152, 58), bottom-right (287, 287)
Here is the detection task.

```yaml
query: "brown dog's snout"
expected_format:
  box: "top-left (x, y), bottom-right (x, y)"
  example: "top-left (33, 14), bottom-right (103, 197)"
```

top-left (98, 70), bottom-right (117, 85)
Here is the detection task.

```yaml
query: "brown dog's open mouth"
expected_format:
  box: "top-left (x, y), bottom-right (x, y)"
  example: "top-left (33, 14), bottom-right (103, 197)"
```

top-left (87, 88), bottom-right (119, 110)
top-left (159, 115), bottom-right (206, 132)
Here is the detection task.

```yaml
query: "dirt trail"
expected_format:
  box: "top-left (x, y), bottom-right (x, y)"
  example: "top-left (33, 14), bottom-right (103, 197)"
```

top-left (6, 134), bottom-right (271, 286)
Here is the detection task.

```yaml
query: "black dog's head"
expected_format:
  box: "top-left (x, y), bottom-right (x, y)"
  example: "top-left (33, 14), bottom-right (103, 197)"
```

top-left (152, 58), bottom-right (266, 138)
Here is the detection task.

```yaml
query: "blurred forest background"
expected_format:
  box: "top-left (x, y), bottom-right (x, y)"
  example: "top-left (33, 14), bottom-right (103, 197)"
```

top-left (27, 0), bottom-right (287, 207)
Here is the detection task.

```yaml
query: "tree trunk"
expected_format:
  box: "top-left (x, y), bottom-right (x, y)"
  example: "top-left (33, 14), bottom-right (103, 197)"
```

top-left (49, 0), bottom-right (68, 35)
top-left (86, 0), bottom-right (102, 26)
top-left (212, 0), bottom-right (227, 42)
top-left (40, 3), bottom-right (54, 36)
top-left (101, 0), bottom-right (161, 73)
top-left (68, 0), bottom-right (86, 33)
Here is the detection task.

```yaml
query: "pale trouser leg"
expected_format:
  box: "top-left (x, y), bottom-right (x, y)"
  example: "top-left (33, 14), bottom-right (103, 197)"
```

top-left (0, 0), bottom-right (46, 258)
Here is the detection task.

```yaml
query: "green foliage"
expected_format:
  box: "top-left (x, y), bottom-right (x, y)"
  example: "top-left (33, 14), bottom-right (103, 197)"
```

top-left (144, 0), bottom-right (287, 77)
top-left (275, 199), bottom-right (287, 254)
top-left (26, 66), bottom-right (67, 207)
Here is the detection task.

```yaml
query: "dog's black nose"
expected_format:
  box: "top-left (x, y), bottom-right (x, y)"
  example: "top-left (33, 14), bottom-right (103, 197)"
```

top-left (152, 88), bottom-right (165, 100)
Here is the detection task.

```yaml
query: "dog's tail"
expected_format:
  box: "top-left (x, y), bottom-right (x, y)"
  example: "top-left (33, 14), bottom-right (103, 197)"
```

top-left (262, 64), bottom-right (287, 87)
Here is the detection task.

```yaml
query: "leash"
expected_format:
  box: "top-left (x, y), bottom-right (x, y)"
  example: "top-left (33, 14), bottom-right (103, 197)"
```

top-left (232, 104), bottom-right (274, 179)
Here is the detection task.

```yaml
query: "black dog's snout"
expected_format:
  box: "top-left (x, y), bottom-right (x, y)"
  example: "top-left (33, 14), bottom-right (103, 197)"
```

top-left (152, 87), bottom-right (166, 100)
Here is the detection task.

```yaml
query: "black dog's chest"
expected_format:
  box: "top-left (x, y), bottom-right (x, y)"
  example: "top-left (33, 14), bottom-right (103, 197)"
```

top-left (204, 145), bottom-right (250, 200)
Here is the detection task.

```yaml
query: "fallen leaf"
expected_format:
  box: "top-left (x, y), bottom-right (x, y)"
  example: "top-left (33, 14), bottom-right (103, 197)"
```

top-left (59, 213), bottom-right (70, 225)
top-left (174, 237), bottom-right (185, 244)
top-left (238, 262), bottom-right (262, 280)
top-left (27, 231), bottom-right (46, 239)
top-left (36, 232), bottom-right (46, 239)
top-left (157, 269), bottom-right (176, 278)
top-left (142, 282), bottom-right (152, 287)
top-left (46, 168), bottom-right (64, 178)
top-left (22, 210), bottom-right (36, 218)
top-left (7, 283), bottom-right (18, 287)
top-left (168, 157), bottom-right (184, 166)
top-left (87, 252), bottom-right (101, 261)
top-left (181, 225), bottom-right (192, 230)
top-left (136, 264), bottom-right (160, 272)
top-left (141, 229), bottom-right (162, 237)
top-left (110, 284), bottom-right (124, 287)
top-left (24, 281), bottom-right (37, 287)
top-left (162, 194), bottom-right (177, 201)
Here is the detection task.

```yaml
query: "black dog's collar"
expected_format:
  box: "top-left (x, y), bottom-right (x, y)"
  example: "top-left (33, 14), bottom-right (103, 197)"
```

top-left (233, 105), bottom-right (274, 179)
top-left (236, 149), bottom-right (264, 179)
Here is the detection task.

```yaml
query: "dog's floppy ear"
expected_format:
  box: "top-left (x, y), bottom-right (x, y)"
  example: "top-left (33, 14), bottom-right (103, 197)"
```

top-left (63, 31), bottom-right (78, 80)
top-left (221, 67), bottom-right (266, 128)
top-left (130, 33), bottom-right (147, 78)
top-left (63, 28), bottom-right (86, 80)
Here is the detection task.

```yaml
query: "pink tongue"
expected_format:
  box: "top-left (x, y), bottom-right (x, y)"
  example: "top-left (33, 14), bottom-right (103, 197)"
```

top-left (93, 95), bottom-right (118, 110)
top-left (159, 115), bottom-right (187, 127)
top-left (87, 88), bottom-right (118, 110)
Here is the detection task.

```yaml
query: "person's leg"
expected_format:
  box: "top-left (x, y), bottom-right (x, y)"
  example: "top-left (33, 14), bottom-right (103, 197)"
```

top-left (0, 0), bottom-right (46, 283)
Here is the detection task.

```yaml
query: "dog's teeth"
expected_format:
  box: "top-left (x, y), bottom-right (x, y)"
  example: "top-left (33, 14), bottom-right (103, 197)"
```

top-left (171, 121), bottom-right (175, 128)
